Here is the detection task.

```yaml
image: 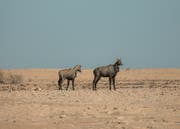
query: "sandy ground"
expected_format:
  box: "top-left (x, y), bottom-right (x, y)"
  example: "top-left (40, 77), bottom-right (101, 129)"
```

top-left (0, 68), bottom-right (180, 129)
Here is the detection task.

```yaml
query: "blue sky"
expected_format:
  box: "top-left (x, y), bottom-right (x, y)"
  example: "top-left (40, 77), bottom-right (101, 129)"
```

top-left (0, 0), bottom-right (180, 69)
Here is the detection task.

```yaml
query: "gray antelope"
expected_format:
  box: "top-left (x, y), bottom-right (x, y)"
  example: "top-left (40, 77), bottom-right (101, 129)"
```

top-left (58, 65), bottom-right (81, 90)
top-left (93, 59), bottom-right (123, 90)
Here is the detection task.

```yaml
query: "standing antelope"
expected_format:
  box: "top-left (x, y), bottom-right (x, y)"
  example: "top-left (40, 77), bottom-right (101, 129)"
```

top-left (58, 65), bottom-right (81, 90)
top-left (93, 59), bottom-right (123, 90)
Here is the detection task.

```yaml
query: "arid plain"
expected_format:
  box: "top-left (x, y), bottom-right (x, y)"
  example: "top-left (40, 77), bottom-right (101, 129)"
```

top-left (0, 68), bottom-right (180, 129)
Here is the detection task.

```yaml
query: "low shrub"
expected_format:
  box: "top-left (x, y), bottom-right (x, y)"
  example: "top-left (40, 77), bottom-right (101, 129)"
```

top-left (0, 70), bottom-right (4, 83)
top-left (7, 74), bottom-right (23, 84)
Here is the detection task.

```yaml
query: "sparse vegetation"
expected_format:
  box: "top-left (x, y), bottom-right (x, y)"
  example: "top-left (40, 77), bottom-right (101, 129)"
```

top-left (125, 68), bottom-right (131, 71)
top-left (0, 70), bottom-right (23, 84)
top-left (0, 70), bottom-right (4, 83)
top-left (7, 74), bottom-right (23, 84)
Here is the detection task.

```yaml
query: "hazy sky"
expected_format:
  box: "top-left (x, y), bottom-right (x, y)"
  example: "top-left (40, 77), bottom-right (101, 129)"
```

top-left (0, 0), bottom-right (180, 69)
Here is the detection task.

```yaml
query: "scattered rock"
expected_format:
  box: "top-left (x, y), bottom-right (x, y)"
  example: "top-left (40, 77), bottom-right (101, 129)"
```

top-left (59, 114), bottom-right (66, 119)
top-left (147, 126), bottom-right (153, 129)
top-left (113, 107), bottom-right (118, 110)
top-left (75, 100), bottom-right (80, 102)
top-left (32, 87), bottom-right (41, 91)
top-left (103, 105), bottom-right (107, 110)
top-left (117, 116), bottom-right (124, 120)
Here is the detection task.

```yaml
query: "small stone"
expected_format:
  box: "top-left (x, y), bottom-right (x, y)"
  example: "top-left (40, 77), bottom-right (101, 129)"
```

top-left (32, 87), bottom-right (41, 91)
top-left (113, 107), bottom-right (118, 110)
top-left (59, 114), bottom-right (66, 119)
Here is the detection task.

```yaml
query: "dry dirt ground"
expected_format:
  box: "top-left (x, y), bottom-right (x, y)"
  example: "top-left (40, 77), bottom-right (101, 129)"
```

top-left (0, 69), bottom-right (180, 129)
